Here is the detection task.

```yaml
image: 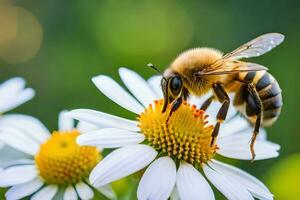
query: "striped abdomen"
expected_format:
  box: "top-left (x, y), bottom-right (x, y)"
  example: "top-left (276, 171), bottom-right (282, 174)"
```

top-left (236, 71), bottom-right (282, 127)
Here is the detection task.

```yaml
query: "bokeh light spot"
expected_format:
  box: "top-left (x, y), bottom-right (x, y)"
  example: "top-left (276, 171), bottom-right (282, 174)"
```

top-left (266, 153), bottom-right (300, 200)
top-left (0, 5), bottom-right (43, 64)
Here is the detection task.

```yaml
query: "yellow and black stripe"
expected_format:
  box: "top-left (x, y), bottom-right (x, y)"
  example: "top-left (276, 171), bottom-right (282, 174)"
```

top-left (237, 71), bottom-right (282, 126)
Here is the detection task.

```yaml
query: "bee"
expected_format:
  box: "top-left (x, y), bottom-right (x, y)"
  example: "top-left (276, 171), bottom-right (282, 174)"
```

top-left (148, 33), bottom-right (284, 160)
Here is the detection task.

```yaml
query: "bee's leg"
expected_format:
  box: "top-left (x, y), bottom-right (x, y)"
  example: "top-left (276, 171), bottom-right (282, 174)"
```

top-left (211, 83), bottom-right (230, 145)
top-left (250, 115), bottom-right (261, 162)
top-left (245, 83), bottom-right (262, 162)
top-left (200, 96), bottom-right (214, 110)
top-left (166, 97), bottom-right (183, 123)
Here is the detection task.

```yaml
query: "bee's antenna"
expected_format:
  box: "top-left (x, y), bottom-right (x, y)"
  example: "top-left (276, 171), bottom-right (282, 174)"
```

top-left (147, 63), bottom-right (162, 73)
top-left (147, 63), bottom-right (167, 81)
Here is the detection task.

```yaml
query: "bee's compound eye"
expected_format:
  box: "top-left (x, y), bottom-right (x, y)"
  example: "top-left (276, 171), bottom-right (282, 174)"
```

top-left (170, 76), bottom-right (182, 94)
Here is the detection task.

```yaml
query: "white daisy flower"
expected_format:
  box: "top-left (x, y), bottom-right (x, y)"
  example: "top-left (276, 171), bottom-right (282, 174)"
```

top-left (0, 77), bottom-right (35, 149)
top-left (0, 111), bottom-right (116, 200)
top-left (69, 68), bottom-right (280, 200)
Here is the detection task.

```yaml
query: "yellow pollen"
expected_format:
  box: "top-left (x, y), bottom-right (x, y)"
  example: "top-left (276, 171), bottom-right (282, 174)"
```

top-left (138, 99), bottom-right (217, 166)
top-left (35, 130), bottom-right (100, 185)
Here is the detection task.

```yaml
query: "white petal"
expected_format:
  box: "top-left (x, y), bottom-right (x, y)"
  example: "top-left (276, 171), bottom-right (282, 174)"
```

top-left (217, 131), bottom-right (271, 146)
top-left (0, 114), bottom-right (50, 144)
top-left (92, 75), bottom-right (144, 114)
top-left (1, 88), bottom-right (35, 113)
top-left (31, 185), bottom-right (58, 200)
top-left (227, 93), bottom-right (238, 119)
top-left (6, 178), bottom-right (43, 200)
top-left (97, 184), bottom-right (117, 200)
top-left (77, 121), bottom-right (99, 133)
top-left (0, 127), bottom-right (40, 155)
top-left (0, 147), bottom-right (33, 169)
top-left (0, 78), bottom-right (25, 113)
top-left (217, 133), bottom-right (280, 160)
top-left (203, 164), bottom-right (254, 200)
top-left (75, 182), bottom-right (94, 200)
top-left (77, 128), bottom-right (145, 148)
top-left (147, 75), bottom-right (163, 99)
top-left (220, 126), bottom-right (267, 141)
top-left (217, 148), bottom-right (279, 161)
top-left (205, 101), bottom-right (220, 124)
top-left (176, 161), bottom-right (214, 200)
top-left (5, 159), bottom-right (35, 168)
top-left (64, 185), bottom-right (78, 200)
top-left (188, 91), bottom-right (212, 107)
top-left (68, 109), bottom-right (139, 132)
top-left (90, 144), bottom-right (157, 187)
top-left (170, 187), bottom-right (180, 200)
top-left (59, 110), bottom-right (74, 131)
top-left (257, 128), bottom-right (267, 140)
top-left (218, 115), bottom-right (251, 138)
top-left (119, 68), bottom-right (157, 107)
top-left (226, 106), bottom-right (238, 120)
top-left (202, 93), bottom-right (236, 125)
top-left (137, 157), bottom-right (176, 200)
top-left (0, 77), bottom-right (25, 96)
top-left (209, 160), bottom-right (273, 200)
top-left (0, 165), bottom-right (37, 187)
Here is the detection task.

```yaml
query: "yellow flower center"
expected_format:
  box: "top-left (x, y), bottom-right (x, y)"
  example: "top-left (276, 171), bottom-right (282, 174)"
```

top-left (138, 99), bottom-right (217, 166)
top-left (35, 130), bottom-right (100, 185)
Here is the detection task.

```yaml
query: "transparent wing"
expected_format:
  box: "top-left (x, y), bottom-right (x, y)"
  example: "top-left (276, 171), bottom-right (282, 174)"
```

top-left (196, 61), bottom-right (268, 76)
top-left (222, 33), bottom-right (284, 60)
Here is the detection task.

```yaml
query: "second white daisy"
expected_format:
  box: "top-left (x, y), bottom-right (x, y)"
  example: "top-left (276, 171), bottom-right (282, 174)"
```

top-left (0, 111), bottom-right (115, 200)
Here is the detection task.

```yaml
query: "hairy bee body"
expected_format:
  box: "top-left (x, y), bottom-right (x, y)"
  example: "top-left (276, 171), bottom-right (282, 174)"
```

top-left (169, 47), bottom-right (282, 127)
top-left (157, 33), bottom-right (284, 160)
top-left (169, 48), bottom-right (233, 96)
top-left (235, 71), bottom-right (282, 127)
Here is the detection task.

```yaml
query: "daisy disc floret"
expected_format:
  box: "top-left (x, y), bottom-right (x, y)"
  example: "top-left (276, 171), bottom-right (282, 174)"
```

top-left (35, 130), bottom-right (100, 185)
top-left (139, 99), bottom-right (216, 165)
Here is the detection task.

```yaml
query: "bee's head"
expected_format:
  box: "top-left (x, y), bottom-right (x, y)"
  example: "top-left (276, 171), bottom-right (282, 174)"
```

top-left (161, 70), bottom-right (183, 113)
top-left (147, 63), bottom-right (183, 113)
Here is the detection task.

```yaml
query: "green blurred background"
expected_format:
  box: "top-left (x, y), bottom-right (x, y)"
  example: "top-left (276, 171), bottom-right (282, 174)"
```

top-left (0, 0), bottom-right (299, 199)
